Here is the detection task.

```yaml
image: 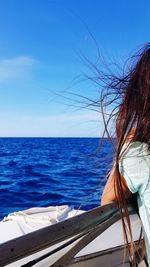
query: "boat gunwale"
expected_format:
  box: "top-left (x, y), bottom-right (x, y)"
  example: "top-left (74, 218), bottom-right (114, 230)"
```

top-left (0, 203), bottom-right (135, 266)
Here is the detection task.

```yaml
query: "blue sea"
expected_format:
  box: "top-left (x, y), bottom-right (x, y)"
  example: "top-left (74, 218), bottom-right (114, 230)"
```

top-left (0, 138), bottom-right (113, 220)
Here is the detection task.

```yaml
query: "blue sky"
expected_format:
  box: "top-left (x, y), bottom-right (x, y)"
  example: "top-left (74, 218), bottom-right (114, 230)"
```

top-left (0, 0), bottom-right (150, 137)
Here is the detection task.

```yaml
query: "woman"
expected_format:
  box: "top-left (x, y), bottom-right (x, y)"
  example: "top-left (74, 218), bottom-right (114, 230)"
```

top-left (100, 44), bottom-right (150, 266)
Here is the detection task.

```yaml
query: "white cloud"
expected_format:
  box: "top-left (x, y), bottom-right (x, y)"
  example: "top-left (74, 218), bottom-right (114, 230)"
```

top-left (0, 111), bottom-right (103, 137)
top-left (37, 112), bottom-right (102, 123)
top-left (0, 56), bottom-right (37, 82)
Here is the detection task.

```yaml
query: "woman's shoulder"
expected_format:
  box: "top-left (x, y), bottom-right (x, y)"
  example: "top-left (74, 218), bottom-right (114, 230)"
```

top-left (119, 141), bottom-right (150, 194)
top-left (121, 141), bottom-right (149, 158)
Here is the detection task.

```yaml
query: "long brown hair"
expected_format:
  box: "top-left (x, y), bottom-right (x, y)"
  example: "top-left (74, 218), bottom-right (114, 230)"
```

top-left (103, 44), bottom-right (150, 265)
top-left (80, 43), bottom-right (150, 265)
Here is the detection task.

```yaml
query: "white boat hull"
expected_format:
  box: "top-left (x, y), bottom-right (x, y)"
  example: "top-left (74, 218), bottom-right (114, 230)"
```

top-left (0, 205), bottom-right (143, 267)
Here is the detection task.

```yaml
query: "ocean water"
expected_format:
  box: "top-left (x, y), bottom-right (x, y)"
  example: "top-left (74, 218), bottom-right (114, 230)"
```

top-left (0, 138), bottom-right (113, 219)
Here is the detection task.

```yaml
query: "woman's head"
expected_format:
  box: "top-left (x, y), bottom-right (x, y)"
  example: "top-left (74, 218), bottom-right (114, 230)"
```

top-left (116, 43), bottom-right (150, 148)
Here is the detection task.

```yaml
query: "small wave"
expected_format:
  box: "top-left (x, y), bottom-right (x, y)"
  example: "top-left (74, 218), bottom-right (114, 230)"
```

top-left (23, 164), bottom-right (33, 170)
top-left (0, 152), bottom-right (12, 157)
top-left (29, 171), bottom-right (49, 178)
top-left (8, 160), bottom-right (18, 167)
top-left (42, 192), bottom-right (63, 200)
top-left (35, 163), bottom-right (50, 169)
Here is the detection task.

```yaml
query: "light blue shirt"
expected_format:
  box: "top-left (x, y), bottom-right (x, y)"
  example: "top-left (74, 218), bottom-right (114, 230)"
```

top-left (119, 142), bottom-right (150, 266)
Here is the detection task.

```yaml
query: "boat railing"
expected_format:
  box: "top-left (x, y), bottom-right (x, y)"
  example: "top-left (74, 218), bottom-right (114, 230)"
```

top-left (0, 203), bottom-right (137, 266)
